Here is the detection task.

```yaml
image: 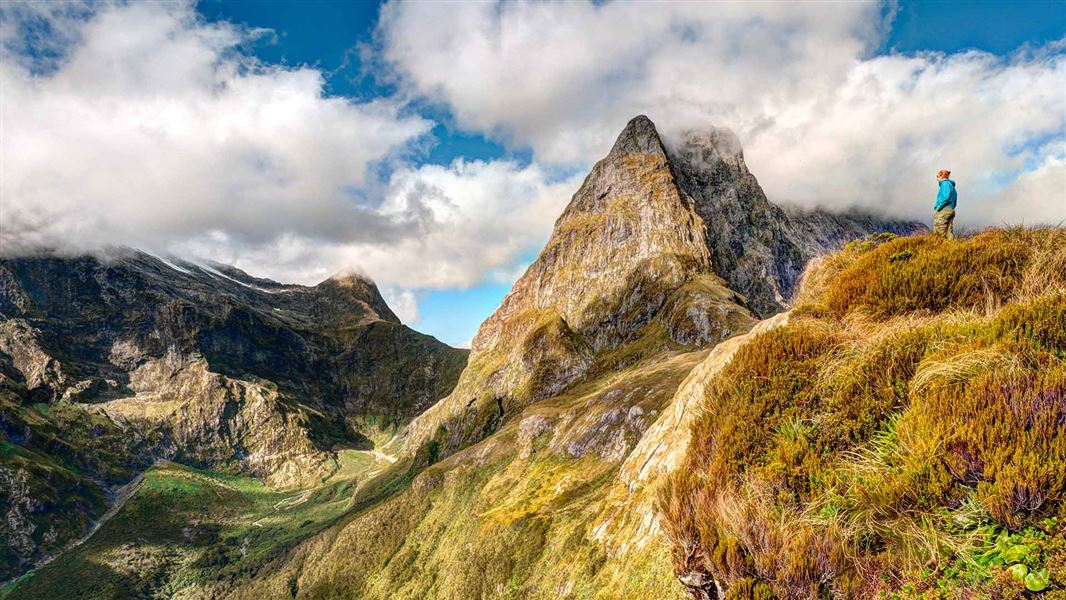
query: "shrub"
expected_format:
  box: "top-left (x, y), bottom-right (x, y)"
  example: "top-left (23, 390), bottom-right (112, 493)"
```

top-left (686, 322), bottom-right (838, 490)
top-left (992, 292), bottom-right (1066, 355)
top-left (907, 358), bottom-right (1066, 527)
top-left (824, 232), bottom-right (1031, 318)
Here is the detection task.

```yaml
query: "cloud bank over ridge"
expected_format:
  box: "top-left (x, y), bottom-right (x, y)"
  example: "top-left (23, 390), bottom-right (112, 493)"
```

top-left (378, 1), bottom-right (1065, 224)
top-left (2, 1), bottom-right (1063, 327)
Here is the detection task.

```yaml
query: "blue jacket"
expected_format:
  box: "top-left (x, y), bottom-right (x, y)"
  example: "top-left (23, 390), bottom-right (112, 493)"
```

top-left (935, 179), bottom-right (957, 211)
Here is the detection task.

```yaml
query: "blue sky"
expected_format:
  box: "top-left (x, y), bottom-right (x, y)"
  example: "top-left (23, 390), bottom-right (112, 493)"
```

top-left (885, 1), bottom-right (1066, 54)
top-left (196, 0), bottom-right (515, 166)
top-left (4, 1), bottom-right (1064, 349)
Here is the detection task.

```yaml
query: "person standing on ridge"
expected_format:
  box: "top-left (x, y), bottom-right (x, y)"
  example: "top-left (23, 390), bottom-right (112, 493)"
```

top-left (933, 169), bottom-right (958, 239)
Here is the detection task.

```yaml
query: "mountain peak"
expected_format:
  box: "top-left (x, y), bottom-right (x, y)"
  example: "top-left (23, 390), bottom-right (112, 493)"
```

top-left (609, 114), bottom-right (667, 156)
top-left (314, 272), bottom-right (399, 325)
top-left (320, 271), bottom-right (377, 293)
top-left (405, 114), bottom-right (922, 458)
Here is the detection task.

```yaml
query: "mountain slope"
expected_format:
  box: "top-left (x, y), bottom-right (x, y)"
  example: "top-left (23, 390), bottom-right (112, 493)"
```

top-left (191, 116), bottom-right (920, 600)
top-left (0, 251), bottom-right (466, 582)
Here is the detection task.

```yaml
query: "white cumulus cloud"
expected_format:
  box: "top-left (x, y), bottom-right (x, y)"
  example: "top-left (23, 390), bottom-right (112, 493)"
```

top-left (1, 1), bottom-right (431, 256)
top-left (156, 158), bottom-right (578, 296)
top-left (377, 1), bottom-right (1066, 226)
top-left (2, 0), bottom-right (1063, 332)
top-left (0, 1), bottom-right (587, 310)
top-left (381, 287), bottom-right (420, 325)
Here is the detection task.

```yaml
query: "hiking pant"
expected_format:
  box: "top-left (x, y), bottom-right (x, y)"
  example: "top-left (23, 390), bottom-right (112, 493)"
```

top-left (934, 207), bottom-right (955, 239)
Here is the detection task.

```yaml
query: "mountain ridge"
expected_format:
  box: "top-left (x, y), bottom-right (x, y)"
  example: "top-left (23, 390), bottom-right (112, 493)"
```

top-left (0, 248), bottom-right (466, 580)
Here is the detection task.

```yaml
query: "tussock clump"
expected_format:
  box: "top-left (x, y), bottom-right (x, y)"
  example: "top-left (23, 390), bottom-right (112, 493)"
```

top-left (908, 357), bottom-right (1066, 527)
top-left (662, 227), bottom-right (1066, 598)
top-left (1009, 226), bottom-right (1066, 300)
top-left (824, 231), bottom-right (1032, 317)
top-left (795, 228), bottom-right (1065, 319)
top-left (818, 326), bottom-right (932, 445)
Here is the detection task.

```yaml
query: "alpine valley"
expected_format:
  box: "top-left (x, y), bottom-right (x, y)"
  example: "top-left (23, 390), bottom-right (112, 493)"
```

top-left (3, 116), bottom-right (1064, 600)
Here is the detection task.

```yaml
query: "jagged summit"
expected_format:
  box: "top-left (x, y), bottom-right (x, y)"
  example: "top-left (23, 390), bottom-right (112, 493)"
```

top-left (609, 114), bottom-right (668, 156)
top-left (664, 116), bottom-right (919, 315)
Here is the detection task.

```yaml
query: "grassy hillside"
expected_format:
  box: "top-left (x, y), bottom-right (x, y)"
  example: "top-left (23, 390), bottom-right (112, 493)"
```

top-left (0, 252), bottom-right (468, 580)
top-left (661, 228), bottom-right (1066, 599)
top-left (4, 348), bottom-right (705, 599)
top-left (211, 348), bottom-right (708, 600)
top-left (2, 453), bottom-right (397, 599)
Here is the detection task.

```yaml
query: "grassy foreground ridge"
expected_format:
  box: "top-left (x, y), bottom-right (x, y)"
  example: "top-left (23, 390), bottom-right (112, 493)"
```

top-left (661, 228), bottom-right (1066, 598)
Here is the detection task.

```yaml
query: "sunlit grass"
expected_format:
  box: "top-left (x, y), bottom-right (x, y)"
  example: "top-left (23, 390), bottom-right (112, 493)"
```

top-left (660, 227), bottom-right (1066, 598)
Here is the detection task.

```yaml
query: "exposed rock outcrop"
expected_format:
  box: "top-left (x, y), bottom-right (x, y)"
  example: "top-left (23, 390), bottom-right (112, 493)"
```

top-left (587, 312), bottom-right (792, 577)
top-left (99, 352), bottom-right (332, 488)
top-left (666, 125), bottom-right (922, 316)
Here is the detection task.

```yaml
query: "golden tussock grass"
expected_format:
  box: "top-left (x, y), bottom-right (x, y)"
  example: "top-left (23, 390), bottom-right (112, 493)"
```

top-left (796, 227), bottom-right (1065, 320)
top-left (660, 227), bottom-right (1066, 598)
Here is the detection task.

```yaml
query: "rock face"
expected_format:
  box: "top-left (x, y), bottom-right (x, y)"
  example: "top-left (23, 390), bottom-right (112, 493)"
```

top-left (618, 312), bottom-right (792, 493)
top-left (0, 251), bottom-right (466, 580)
top-left (406, 115), bottom-right (921, 458)
top-left (666, 124), bottom-right (922, 317)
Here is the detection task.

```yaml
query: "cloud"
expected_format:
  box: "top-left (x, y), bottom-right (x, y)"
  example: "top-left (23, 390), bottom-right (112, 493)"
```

top-left (378, 1), bottom-right (1066, 225)
top-left (155, 158), bottom-right (577, 295)
top-left (0, 1), bottom-right (432, 257)
top-left (0, 1), bottom-right (584, 309)
top-left (341, 159), bottom-right (579, 289)
top-left (979, 153), bottom-right (1066, 227)
top-left (381, 288), bottom-right (419, 325)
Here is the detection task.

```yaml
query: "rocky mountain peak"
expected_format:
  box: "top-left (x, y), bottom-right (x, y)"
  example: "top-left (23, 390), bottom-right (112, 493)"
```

top-left (405, 116), bottom-right (761, 456)
top-left (662, 121), bottom-right (922, 316)
top-left (608, 114), bottom-right (668, 157)
top-left (314, 272), bottom-right (399, 325)
top-left (405, 114), bottom-right (921, 459)
top-left (324, 271), bottom-right (374, 287)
